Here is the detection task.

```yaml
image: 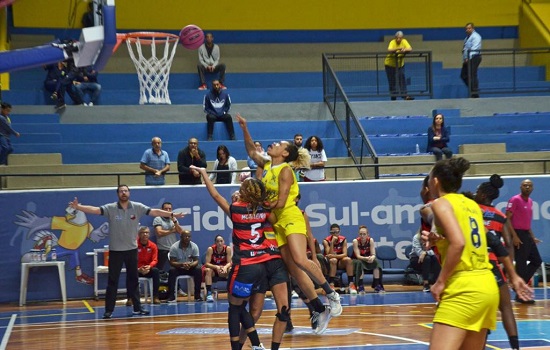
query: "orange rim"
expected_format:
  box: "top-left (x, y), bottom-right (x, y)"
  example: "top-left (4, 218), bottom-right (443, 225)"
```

top-left (124, 32), bottom-right (179, 45)
top-left (113, 32), bottom-right (179, 53)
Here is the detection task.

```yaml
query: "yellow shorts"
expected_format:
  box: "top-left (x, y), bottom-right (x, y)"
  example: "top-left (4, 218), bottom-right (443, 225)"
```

top-left (433, 269), bottom-right (499, 331)
top-left (273, 206), bottom-right (307, 247)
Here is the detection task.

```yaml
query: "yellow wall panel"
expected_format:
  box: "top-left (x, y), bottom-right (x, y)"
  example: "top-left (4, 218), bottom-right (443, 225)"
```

top-left (14, 0), bottom-right (521, 30)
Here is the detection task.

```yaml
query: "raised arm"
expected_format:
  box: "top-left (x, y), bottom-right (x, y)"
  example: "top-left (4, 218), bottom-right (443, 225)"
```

top-left (69, 197), bottom-right (101, 215)
top-left (191, 165), bottom-right (230, 215)
top-left (237, 114), bottom-right (266, 167)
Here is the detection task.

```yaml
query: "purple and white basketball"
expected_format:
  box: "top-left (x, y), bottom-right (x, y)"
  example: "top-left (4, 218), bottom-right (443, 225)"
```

top-left (179, 24), bottom-right (204, 50)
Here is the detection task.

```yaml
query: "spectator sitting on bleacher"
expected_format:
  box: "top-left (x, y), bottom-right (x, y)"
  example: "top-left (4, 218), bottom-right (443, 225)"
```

top-left (323, 223), bottom-right (354, 293)
top-left (409, 231), bottom-right (440, 292)
top-left (197, 33), bottom-right (226, 90)
top-left (126, 226), bottom-right (161, 305)
top-left (73, 65), bottom-right (101, 106)
top-left (202, 234), bottom-right (232, 302)
top-left (351, 225), bottom-right (384, 294)
top-left (43, 60), bottom-right (82, 110)
top-left (426, 113), bottom-right (452, 161)
top-left (203, 80), bottom-right (234, 141)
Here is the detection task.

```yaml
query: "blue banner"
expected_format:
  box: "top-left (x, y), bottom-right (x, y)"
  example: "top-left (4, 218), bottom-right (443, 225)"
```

top-left (2, 175), bottom-right (549, 303)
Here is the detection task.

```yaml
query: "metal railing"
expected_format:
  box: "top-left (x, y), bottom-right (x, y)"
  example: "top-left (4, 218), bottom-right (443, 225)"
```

top-left (322, 53), bottom-right (378, 179)
top-left (322, 51), bottom-right (433, 100)
top-left (466, 47), bottom-right (550, 97)
top-left (2, 159), bottom-right (549, 190)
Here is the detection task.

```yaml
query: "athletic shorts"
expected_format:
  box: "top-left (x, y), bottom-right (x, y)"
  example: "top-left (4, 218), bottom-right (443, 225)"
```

top-left (489, 258), bottom-right (506, 287)
top-left (227, 263), bottom-right (265, 299)
top-left (273, 205), bottom-right (307, 247)
top-left (433, 269), bottom-right (499, 331)
top-left (258, 258), bottom-right (289, 293)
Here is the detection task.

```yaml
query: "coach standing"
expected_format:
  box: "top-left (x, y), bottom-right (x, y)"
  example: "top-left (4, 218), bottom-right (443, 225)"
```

top-left (69, 185), bottom-right (186, 319)
top-left (506, 179), bottom-right (542, 304)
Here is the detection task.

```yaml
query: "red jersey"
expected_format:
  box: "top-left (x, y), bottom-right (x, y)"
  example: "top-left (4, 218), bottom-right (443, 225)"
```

top-left (230, 201), bottom-right (279, 265)
top-left (353, 237), bottom-right (372, 258)
top-left (479, 203), bottom-right (508, 261)
top-left (324, 234), bottom-right (346, 255)
top-left (209, 244), bottom-right (229, 266)
top-left (137, 239), bottom-right (158, 268)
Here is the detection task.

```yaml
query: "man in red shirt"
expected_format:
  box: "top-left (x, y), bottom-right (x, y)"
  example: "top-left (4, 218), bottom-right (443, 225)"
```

top-left (128, 226), bottom-right (161, 305)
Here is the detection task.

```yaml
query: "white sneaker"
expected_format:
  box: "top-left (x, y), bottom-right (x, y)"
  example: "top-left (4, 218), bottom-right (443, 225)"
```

top-left (327, 291), bottom-right (342, 317)
top-left (206, 294), bottom-right (214, 302)
top-left (88, 102), bottom-right (93, 106)
top-left (291, 290), bottom-right (299, 299)
top-left (178, 288), bottom-right (187, 297)
top-left (312, 307), bottom-right (332, 335)
top-left (251, 344), bottom-right (266, 350)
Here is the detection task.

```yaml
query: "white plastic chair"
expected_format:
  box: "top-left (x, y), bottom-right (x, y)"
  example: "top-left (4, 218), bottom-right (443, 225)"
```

top-left (138, 277), bottom-right (154, 303)
top-left (168, 252), bottom-right (193, 301)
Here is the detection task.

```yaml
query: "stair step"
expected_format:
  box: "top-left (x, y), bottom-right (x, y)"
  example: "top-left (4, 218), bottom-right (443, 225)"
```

top-left (459, 143), bottom-right (507, 154)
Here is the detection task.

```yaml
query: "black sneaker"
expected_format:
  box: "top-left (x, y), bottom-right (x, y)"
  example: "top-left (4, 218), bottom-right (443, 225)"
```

top-left (515, 295), bottom-right (535, 304)
top-left (102, 312), bottom-right (112, 319)
top-left (194, 296), bottom-right (204, 302)
top-left (132, 307), bottom-right (150, 315)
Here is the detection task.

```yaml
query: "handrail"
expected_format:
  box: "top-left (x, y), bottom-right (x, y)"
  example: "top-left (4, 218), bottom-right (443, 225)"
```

top-left (1, 159), bottom-right (548, 189)
top-left (322, 53), bottom-right (379, 179)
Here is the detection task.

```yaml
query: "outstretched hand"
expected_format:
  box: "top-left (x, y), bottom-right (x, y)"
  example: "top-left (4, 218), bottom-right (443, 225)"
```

top-left (236, 113), bottom-right (247, 129)
top-left (189, 165), bottom-right (206, 177)
top-left (69, 197), bottom-right (80, 210)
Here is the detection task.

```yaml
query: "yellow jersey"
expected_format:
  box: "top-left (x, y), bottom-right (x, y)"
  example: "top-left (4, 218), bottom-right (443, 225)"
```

top-left (262, 161), bottom-right (299, 218)
top-left (435, 193), bottom-right (492, 272)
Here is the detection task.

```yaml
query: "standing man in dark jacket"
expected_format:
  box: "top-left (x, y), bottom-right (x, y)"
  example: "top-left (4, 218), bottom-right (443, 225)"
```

top-left (177, 137), bottom-right (207, 185)
top-left (203, 80), bottom-right (234, 141)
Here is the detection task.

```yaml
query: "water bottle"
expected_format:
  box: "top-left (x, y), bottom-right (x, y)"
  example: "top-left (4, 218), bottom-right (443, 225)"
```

top-left (40, 249), bottom-right (47, 262)
top-left (415, 143), bottom-right (420, 154)
top-left (533, 272), bottom-right (540, 287)
top-left (51, 248), bottom-right (57, 261)
top-left (103, 245), bottom-right (109, 266)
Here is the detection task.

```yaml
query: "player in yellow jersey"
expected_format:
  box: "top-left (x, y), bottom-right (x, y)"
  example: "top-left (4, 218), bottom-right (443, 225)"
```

top-left (422, 157), bottom-right (498, 350)
top-left (237, 114), bottom-right (341, 335)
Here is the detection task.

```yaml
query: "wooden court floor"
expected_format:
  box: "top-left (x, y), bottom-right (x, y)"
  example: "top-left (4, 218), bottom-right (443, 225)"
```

top-left (1, 285), bottom-right (549, 350)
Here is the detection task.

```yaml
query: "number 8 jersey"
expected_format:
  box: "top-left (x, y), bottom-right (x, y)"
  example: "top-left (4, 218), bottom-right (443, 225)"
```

top-left (435, 193), bottom-right (493, 272)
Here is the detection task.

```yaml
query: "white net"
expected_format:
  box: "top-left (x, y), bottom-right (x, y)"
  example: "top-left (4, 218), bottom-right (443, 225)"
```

top-left (124, 33), bottom-right (179, 105)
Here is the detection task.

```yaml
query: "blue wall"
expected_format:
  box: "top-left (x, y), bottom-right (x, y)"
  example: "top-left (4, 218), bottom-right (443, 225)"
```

top-left (1, 176), bottom-right (549, 303)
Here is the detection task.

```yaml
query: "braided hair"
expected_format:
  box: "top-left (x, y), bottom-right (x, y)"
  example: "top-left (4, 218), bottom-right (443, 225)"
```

top-left (238, 177), bottom-right (267, 215)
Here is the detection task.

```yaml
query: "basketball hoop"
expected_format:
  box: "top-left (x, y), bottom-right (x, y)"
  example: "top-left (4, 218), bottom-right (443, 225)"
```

top-left (115, 32), bottom-right (179, 105)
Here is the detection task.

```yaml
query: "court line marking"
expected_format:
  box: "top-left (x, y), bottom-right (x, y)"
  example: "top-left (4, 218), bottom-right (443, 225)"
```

top-left (0, 314), bottom-right (16, 350)
top-left (355, 330), bottom-right (429, 346)
top-left (82, 300), bottom-right (94, 313)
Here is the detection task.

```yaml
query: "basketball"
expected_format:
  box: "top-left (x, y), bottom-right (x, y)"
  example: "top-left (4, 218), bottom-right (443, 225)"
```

top-left (179, 24), bottom-right (204, 50)
top-left (239, 167), bottom-right (251, 183)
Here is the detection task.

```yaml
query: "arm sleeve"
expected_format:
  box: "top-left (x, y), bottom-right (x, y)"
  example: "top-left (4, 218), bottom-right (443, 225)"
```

top-left (229, 157), bottom-right (238, 184)
top-left (487, 231), bottom-right (509, 257)
top-left (209, 160), bottom-right (218, 182)
top-left (211, 45), bottom-right (220, 66)
top-left (440, 127), bottom-right (450, 143)
top-left (426, 127), bottom-right (434, 152)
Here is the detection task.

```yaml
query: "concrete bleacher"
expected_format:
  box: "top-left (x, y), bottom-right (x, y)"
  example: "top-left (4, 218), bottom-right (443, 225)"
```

top-left (3, 33), bottom-right (549, 105)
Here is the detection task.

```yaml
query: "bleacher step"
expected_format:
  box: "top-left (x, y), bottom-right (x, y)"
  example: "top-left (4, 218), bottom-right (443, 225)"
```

top-left (8, 153), bottom-right (62, 166)
top-left (459, 143), bottom-right (507, 154)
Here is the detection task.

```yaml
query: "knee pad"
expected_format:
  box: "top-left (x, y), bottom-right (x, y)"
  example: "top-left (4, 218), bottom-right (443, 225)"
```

top-left (275, 305), bottom-right (291, 322)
